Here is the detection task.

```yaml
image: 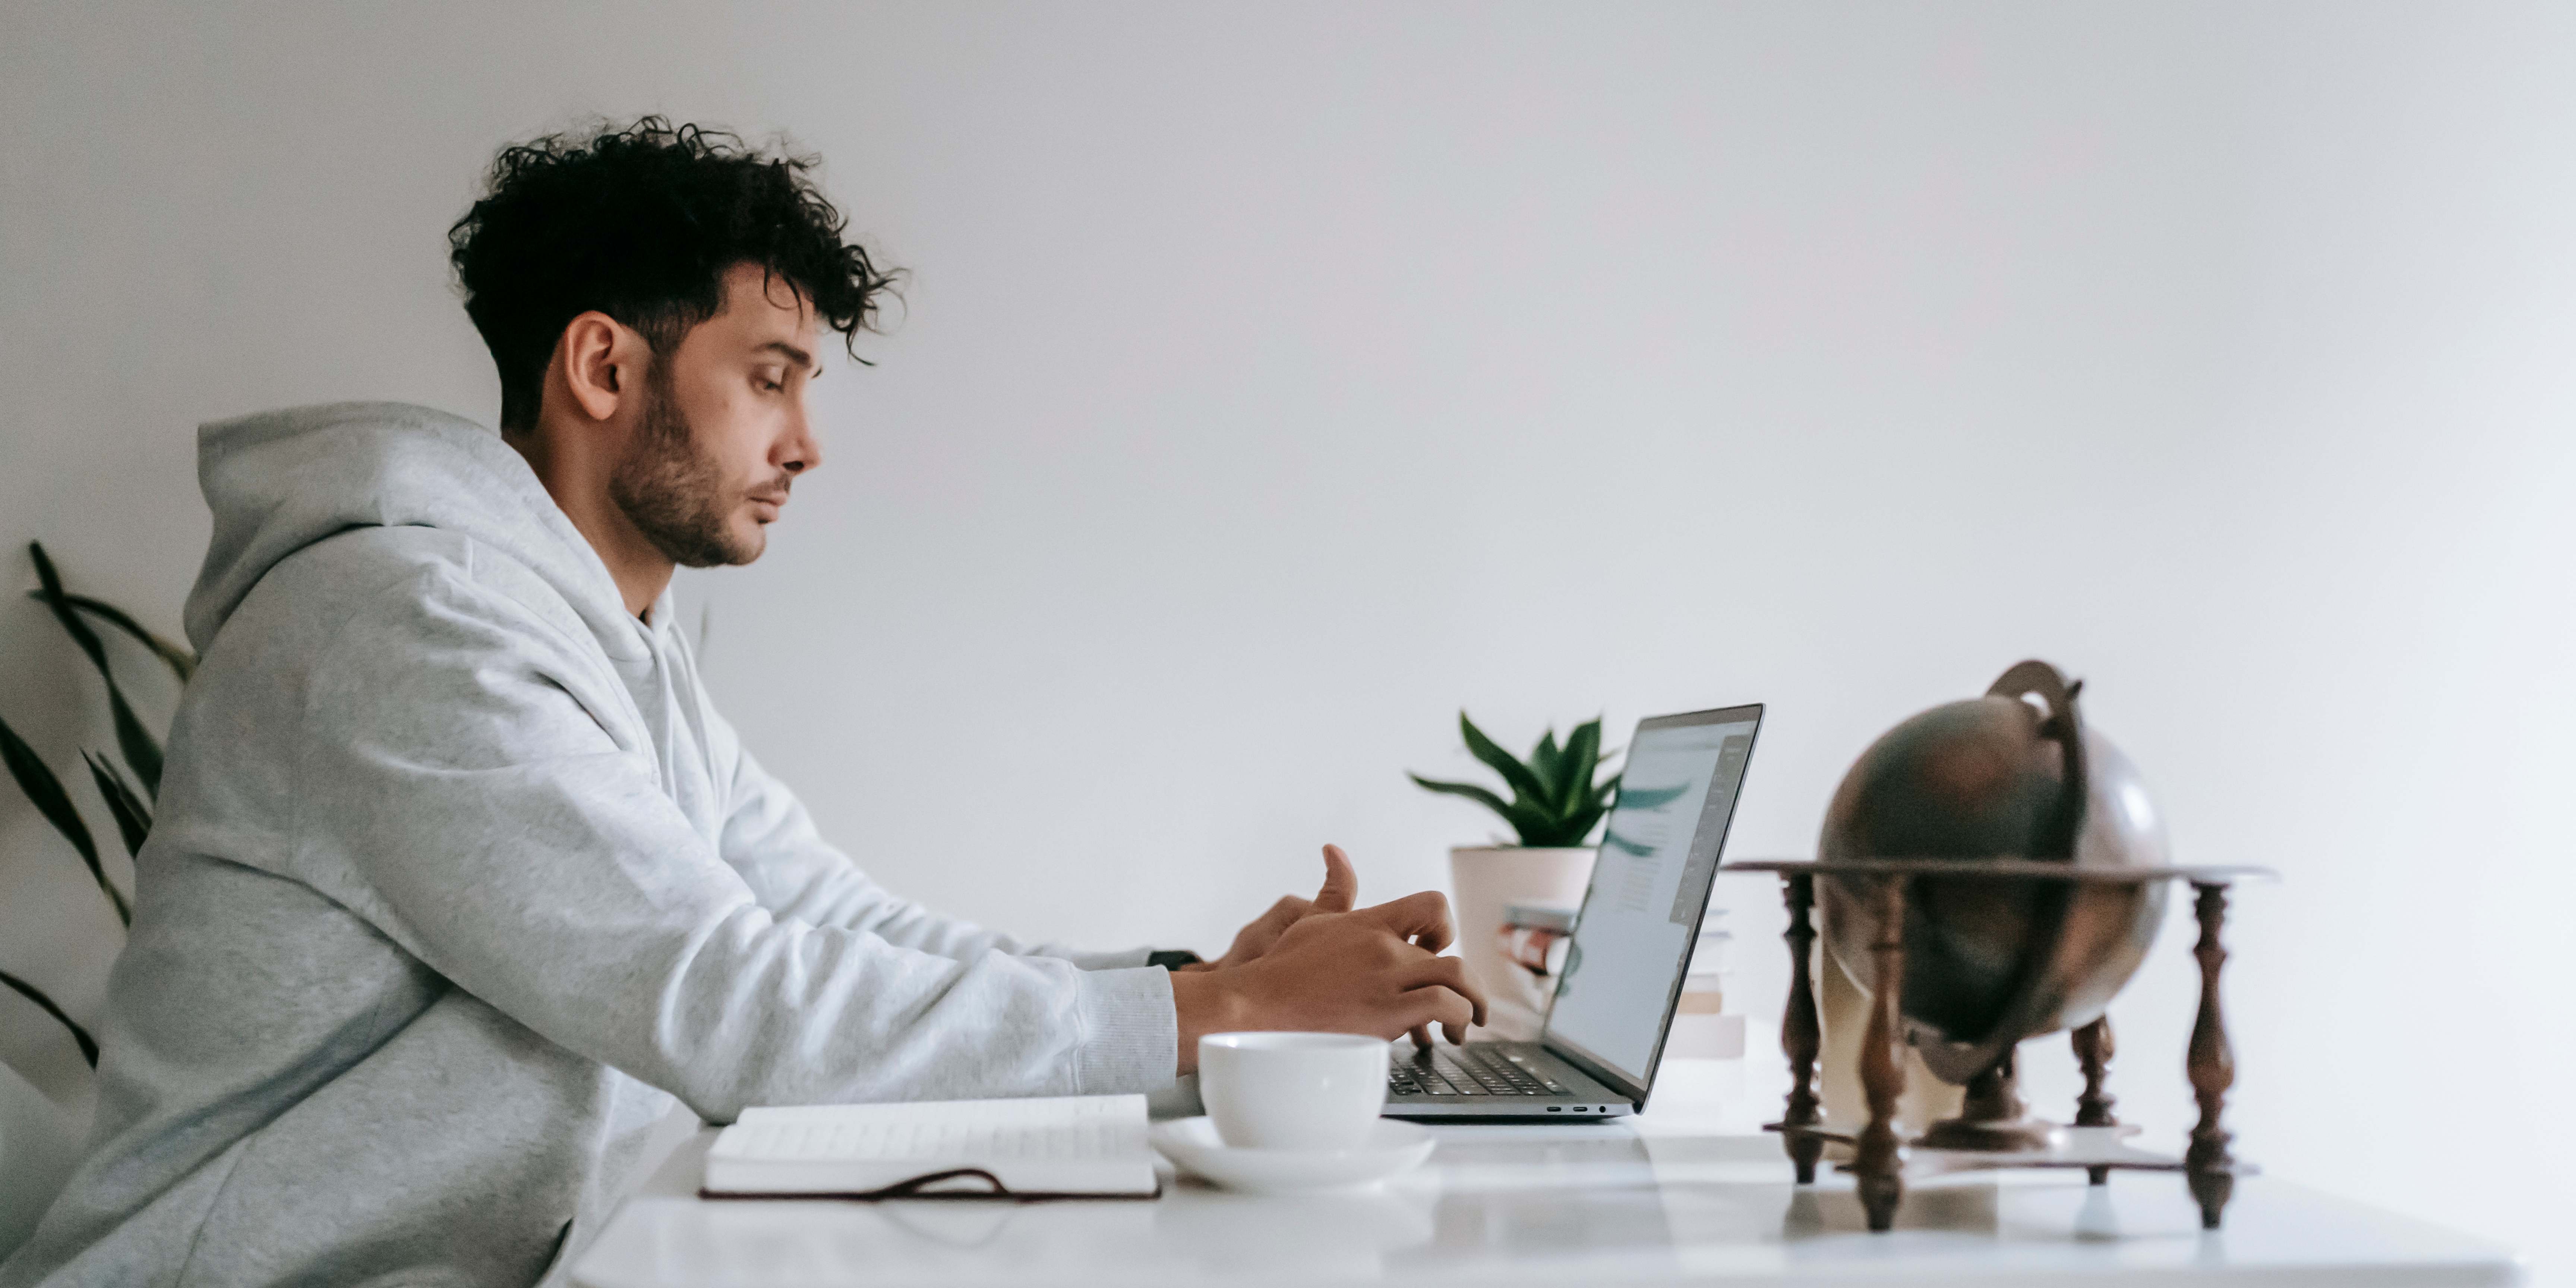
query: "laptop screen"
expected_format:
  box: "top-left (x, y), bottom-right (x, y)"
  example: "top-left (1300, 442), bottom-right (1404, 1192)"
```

top-left (1541, 704), bottom-right (1762, 1093)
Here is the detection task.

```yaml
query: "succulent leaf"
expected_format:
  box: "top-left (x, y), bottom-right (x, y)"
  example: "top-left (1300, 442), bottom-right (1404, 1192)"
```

top-left (0, 967), bottom-right (97, 1067)
top-left (81, 773), bottom-right (144, 922)
top-left (29, 590), bottom-right (197, 683)
top-left (0, 713), bottom-right (125, 925)
top-left (1555, 804), bottom-right (1604, 843)
top-left (101, 596), bottom-right (197, 681)
top-left (85, 751), bottom-right (153, 865)
top-left (1412, 712), bottom-right (1625, 847)
top-left (108, 692), bottom-right (163, 800)
top-left (1457, 713), bottom-right (1550, 807)
top-left (1407, 774), bottom-right (1514, 818)
top-left (1529, 732), bottom-right (1563, 793)
top-left (29, 544), bottom-right (164, 797)
top-left (1509, 814), bottom-right (1564, 846)
top-left (1558, 719), bottom-right (1602, 814)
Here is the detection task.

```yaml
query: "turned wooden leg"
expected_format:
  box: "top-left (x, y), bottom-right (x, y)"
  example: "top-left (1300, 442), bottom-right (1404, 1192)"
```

top-left (1777, 874), bottom-right (1825, 1184)
top-left (1960, 1050), bottom-right (2032, 1150)
top-left (1918, 1046), bottom-right (2050, 1152)
top-left (1855, 876), bottom-right (1908, 1233)
top-left (2184, 883), bottom-right (2236, 1229)
top-left (2074, 1016), bottom-right (2116, 1184)
top-left (1964, 1049), bottom-right (2028, 1125)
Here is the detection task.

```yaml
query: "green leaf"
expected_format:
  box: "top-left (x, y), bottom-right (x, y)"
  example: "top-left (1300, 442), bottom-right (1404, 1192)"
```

top-left (1593, 776), bottom-right (1623, 811)
top-left (29, 543), bottom-right (163, 797)
top-left (28, 543), bottom-right (107, 664)
top-left (1556, 719), bottom-right (1603, 817)
top-left (0, 967), bottom-right (97, 1067)
top-left (1520, 804), bottom-right (1594, 846)
top-left (106, 691), bottom-right (162, 800)
top-left (85, 752), bottom-right (152, 863)
top-left (1565, 799), bottom-right (1610, 842)
top-left (32, 591), bottom-right (196, 683)
top-left (1410, 773), bottom-right (1566, 847)
top-left (0, 714), bottom-right (125, 925)
top-left (1528, 731), bottom-right (1563, 797)
top-left (1458, 712), bottom-right (1549, 810)
top-left (1499, 798), bottom-right (1569, 846)
top-left (1408, 774), bottom-right (1515, 821)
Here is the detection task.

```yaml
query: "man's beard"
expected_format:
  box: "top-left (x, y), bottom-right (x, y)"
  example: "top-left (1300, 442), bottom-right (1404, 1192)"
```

top-left (609, 373), bottom-right (763, 569)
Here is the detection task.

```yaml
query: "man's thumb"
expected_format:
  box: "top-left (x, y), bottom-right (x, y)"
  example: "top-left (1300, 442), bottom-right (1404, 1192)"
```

top-left (1314, 844), bottom-right (1359, 913)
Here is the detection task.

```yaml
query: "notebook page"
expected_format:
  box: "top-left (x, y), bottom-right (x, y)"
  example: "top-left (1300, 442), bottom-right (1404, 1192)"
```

top-left (722, 1115), bottom-right (1135, 1164)
top-left (732, 1094), bottom-right (1140, 1132)
top-left (705, 1095), bottom-right (1154, 1196)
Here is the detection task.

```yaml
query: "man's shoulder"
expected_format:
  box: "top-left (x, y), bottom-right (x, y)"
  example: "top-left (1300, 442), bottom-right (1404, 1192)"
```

top-left (280, 521), bottom-right (471, 588)
top-left (215, 525), bottom-right (598, 675)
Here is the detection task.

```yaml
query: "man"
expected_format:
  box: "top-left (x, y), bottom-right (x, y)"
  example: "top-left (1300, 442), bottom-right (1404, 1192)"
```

top-left (2, 119), bottom-right (1481, 1287)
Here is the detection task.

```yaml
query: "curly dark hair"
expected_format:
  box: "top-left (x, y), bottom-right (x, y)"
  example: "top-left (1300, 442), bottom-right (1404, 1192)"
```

top-left (449, 117), bottom-right (898, 432)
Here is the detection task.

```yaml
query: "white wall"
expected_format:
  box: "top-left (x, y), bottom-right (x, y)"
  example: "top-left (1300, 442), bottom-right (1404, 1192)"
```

top-left (4, 1), bottom-right (2570, 1279)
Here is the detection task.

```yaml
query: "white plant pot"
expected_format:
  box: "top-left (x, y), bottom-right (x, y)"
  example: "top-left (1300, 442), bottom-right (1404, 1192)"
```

top-left (1446, 846), bottom-right (1595, 1040)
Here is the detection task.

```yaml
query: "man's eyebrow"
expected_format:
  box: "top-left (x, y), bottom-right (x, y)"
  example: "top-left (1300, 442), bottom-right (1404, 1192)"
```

top-left (758, 340), bottom-right (820, 376)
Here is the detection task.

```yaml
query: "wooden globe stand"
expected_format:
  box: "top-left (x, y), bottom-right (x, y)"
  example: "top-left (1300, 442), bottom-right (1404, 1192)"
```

top-left (1721, 858), bottom-right (2276, 1234)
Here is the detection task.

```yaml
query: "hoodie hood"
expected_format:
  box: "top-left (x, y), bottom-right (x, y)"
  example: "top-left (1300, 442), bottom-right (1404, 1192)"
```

top-left (185, 401), bottom-right (647, 661)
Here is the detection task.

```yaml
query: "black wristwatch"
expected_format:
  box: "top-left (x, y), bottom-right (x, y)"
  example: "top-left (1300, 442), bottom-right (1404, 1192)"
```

top-left (1146, 949), bottom-right (1203, 971)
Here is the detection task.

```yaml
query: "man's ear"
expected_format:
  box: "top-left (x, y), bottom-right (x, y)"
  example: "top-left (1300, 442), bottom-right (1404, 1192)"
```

top-left (557, 311), bottom-right (639, 423)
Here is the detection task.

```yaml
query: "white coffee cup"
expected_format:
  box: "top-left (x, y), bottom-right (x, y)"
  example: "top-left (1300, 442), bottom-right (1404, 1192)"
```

top-left (1197, 1032), bottom-right (1389, 1151)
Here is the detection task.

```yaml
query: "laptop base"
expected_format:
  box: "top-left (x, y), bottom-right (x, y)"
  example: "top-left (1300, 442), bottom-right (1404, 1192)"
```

top-left (1380, 1041), bottom-right (1635, 1122)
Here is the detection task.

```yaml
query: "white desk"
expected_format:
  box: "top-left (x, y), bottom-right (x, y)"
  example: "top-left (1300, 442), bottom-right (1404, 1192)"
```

top-left (568, 1065), bottom-right (2520, 1287)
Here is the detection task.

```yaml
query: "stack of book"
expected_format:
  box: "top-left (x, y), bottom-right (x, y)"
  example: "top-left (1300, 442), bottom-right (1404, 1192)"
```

top-left (1668, 910), bottom-right (1743, 1058)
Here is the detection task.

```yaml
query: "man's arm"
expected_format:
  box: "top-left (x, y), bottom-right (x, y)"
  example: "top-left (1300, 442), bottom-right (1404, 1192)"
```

top-left (291, 566), bottom-right (1175, 1118)
top-left (703, 702), bottom-right (1491, 1063)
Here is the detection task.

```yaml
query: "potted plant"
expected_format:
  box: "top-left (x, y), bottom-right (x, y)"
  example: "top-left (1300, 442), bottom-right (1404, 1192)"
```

top-left (1409, 713), bottom-right (1619, 1037)
top-left (0, 542), bottom-right (189, 1254)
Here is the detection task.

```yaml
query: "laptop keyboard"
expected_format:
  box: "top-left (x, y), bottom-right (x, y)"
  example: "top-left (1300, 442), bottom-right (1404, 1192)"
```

top-left (1388, 1045), bottom-right (1569, 1097)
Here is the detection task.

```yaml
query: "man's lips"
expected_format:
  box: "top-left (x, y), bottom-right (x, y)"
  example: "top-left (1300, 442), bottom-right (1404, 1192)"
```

top-left (748, 488), bottom-right (790, 521)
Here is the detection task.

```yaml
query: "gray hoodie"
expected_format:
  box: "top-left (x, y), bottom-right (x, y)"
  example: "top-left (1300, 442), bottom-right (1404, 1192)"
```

top-left (1, 403), bottom-right (1178, 1287)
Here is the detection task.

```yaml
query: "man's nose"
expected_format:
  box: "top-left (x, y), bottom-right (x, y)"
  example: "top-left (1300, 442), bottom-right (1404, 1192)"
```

top-left (780, 402), bottom-right (821, 474)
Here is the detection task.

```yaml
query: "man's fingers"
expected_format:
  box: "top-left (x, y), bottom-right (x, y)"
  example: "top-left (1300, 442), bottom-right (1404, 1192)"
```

top-left (1314, 844), bottom-right (1360, 914)
top-left (1264, 895), bottom-right (1313, 926)
top-left (1408, 1024), bottom-right (1434, 1050)
top-left (1387, 982), bottom-right (1477, 1046)
top-left (1391, 954), bottom-right (1488, 1029)
top-left (1363, 890), bottom-right (1456, 953)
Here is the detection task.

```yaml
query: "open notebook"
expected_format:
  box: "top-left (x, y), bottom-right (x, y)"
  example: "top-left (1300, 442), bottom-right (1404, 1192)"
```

top-left (702, 1094), bottom-right (1159, 1201)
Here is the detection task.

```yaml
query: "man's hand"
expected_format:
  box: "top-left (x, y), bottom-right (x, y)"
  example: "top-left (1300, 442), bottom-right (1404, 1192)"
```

top-left (1186, 845), bottom-right (1363, 973)
top-left (1169, 846), bottom-right (1485, 1075)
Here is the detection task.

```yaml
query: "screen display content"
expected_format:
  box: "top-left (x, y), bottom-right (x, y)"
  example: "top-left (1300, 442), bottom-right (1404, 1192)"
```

top-left (1542, 711), bottom-right (1759, 1086)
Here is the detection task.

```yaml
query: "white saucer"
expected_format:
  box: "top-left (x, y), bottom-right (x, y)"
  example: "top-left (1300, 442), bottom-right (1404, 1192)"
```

top-left (1149, 1117), bottom-right (1436, 1193)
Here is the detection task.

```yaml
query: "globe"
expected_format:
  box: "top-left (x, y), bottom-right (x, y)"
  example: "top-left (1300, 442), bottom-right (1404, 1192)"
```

top-left (1816, 660), bottom-right (2171, 1086)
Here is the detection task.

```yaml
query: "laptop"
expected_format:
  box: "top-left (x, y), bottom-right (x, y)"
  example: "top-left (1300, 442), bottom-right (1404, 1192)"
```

top-left (1385, 703), bottom-right (1763, 1121)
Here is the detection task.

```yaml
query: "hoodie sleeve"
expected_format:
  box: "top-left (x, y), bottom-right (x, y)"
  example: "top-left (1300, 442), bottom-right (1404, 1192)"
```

top-left (290, 562), bottom-right (1176, 1120)
top-left (704, 713), bottom-right (1154, 971)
